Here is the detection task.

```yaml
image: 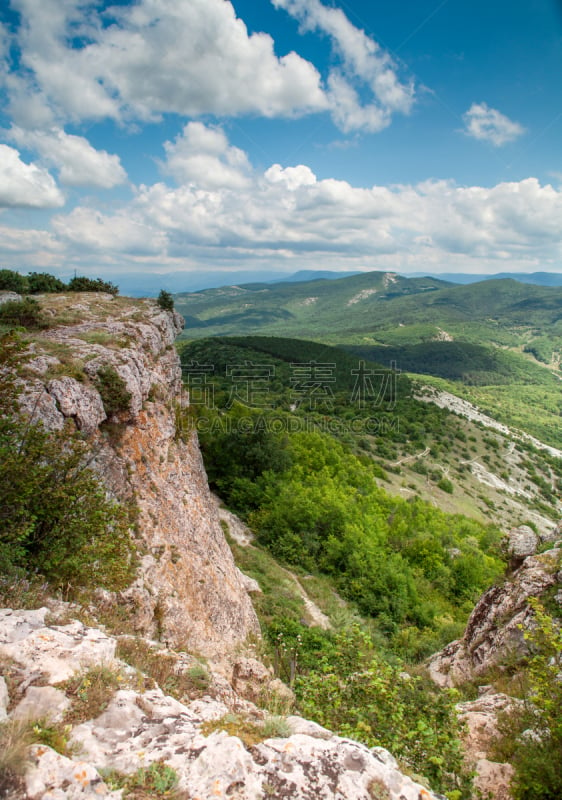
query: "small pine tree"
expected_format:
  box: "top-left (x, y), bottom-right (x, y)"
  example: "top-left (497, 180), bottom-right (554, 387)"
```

top-left (157, 290), bottom-right (174, 311)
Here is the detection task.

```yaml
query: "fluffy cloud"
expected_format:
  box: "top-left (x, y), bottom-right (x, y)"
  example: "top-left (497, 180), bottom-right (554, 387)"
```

top-left (4, 0), bottom-right (413, 135)
top-left (265, 164), bottom-right (317, 190)
top-left (3, 124), bottom-right (560, 274)
top-left (273, 0), bottom-right (415, 131)
top-left (52, 206), bottom-right (168, 255)
top-left (0, 144), bottom-right (64, 207)
top-left (0, 224), bottom-right (62, 254)
top-left (9, 127), bottom-right (127, 188)
top-left (462, 102), bottom-right (525, 146)
top-left (48, 126), bottom-right (561, 272)
top-left (163, 123), bottom-right (251, 190)
top-left (7, 0), bottom-right (327, 125)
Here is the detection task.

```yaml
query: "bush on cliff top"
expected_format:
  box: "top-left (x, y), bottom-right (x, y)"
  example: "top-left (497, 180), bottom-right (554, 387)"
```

top-left (0, 268), bottom-right (119, 296)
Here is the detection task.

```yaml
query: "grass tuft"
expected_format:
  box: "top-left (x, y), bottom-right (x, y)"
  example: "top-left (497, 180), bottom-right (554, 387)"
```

top-left (102, 761), bottom-right (184, 799)
top-left (0, 719), bottom-right (33, 797)
top-left (60, 664), bottom-right (123, 724)
top-left (116, 637), bottom-right (211, 700)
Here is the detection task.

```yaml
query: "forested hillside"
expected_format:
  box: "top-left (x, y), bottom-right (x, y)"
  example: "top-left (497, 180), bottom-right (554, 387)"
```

top-left (175, 272), bottom-right (562, 448)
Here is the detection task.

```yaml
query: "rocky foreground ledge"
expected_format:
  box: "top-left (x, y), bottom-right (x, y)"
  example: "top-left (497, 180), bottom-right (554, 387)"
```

top-left (0, 608), bottom-right (443, 800)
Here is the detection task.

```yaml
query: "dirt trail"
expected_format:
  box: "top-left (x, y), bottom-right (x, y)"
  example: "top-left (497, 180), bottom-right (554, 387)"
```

top-left (214, 496), bottom-right (332, 630)
top-left (417, 388), bottom-right (562, 459)
top-left (392, 447), bottom-right (430, 467)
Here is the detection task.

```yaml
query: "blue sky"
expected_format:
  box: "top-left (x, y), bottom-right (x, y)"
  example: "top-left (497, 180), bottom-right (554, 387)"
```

top-left (0, 0), bottom-right (561, 287)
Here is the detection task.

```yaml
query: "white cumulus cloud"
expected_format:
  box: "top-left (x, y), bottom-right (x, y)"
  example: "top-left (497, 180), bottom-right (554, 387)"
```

top-left (9, 127), bottom-right (127, 188)
top-left (273, 0), bottom-right (415, 132)
top-left (462, 102), bottom-right (525, 146)
top-left (163, 123), bottom-right (251, 190)
top-left (4, 126), bottom-right (561, 275)
top-left (7, 0), bottom-right (327, 125)
top-left (52, 126), bottom-right (561, 272)
top-left (52, 206), bottom-right (168, 255)
top-left (0, 144), bottom-right (64, 207)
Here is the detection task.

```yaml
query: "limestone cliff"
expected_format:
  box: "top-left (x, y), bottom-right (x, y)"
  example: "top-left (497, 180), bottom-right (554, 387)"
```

top-left (14, 292), bottom-right (259, 660)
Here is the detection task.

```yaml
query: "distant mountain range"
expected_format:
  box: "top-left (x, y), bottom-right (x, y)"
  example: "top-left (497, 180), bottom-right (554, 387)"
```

top-left (174, 270), bottom-right (562, 343)
top-left (86, 268), bottom-right (562, 296)
top-left (174, 269), bottom-right (562, 450)
top-left (404, 271), bottom-right (562, 287)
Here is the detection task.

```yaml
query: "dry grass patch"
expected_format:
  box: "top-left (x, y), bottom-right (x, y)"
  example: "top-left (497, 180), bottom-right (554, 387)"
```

top-left (60, 664), bottom-right (123, 724)
top-left (0, 575), bottom-right (52, 610)
top-left (201, 712), bottom-right (291, 748)
top-left (0, 719), bottom-right (33, 798)
top-left (116, 637), bottom-right (211, 700)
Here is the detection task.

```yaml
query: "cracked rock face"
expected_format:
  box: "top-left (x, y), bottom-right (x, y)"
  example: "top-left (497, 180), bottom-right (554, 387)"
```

top-left (0, 610), bottom-right (445, 800)
top-left (502, 524), bottom-right (539, 561)
top-left (13, 294), bottom-right (259, 660)
top-left (428, 547), bottom-right (562, 688)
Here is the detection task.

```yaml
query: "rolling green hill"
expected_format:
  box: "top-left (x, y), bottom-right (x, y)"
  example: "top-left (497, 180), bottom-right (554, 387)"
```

top-left (175, 273), bottom-right (562, 343)
top-left (175, 273), bottom-right (562, 448)
top-left (175, 271), bottom-right (452, 339)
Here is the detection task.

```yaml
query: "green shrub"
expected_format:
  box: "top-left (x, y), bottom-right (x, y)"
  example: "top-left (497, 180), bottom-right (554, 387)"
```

top-left (95, 366), bottom-right (132, 417)
top-left (437, 477), bottom-right (454, 494)
top-left (0, 355), bottom-right (136, 592)
top-left (0, 298), bottom-right (44, 328)
top-left (157, 290), bottom-right (174, 311)
top-left (295, 626), bottom-right (472, 798)
top-left (68, 276), bottom-right (119, 295)
top-left (0, 268), bottom-right (28, 293)
top-left (27, 272), bottom-right (66, 293)
top-left (495, 600), bottom-right (562, 800)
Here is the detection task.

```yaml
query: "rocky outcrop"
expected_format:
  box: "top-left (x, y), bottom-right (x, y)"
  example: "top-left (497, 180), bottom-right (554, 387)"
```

top-left (502, 524), bottom-right (539, 564)
top-left (456, 692), bottom-right (517, 800)
top-left (14, 293), bottom-right (259, 660)
top-left (0, 609), bottom-right (445, 800)
top-left (428, 547), bottom-right (562, 688)
top-left (0, 290), bottom-right (22, 304)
